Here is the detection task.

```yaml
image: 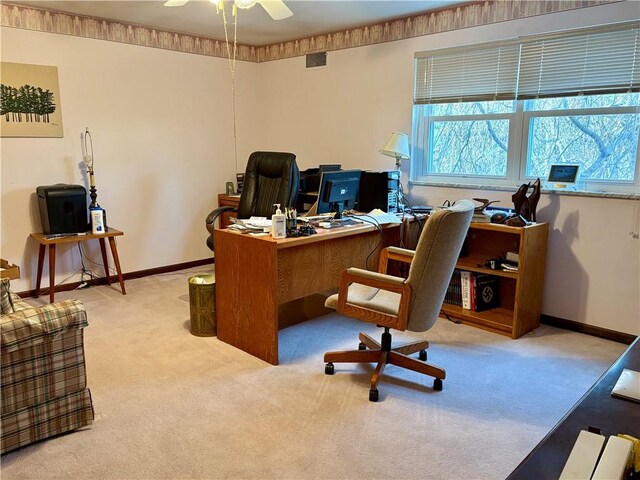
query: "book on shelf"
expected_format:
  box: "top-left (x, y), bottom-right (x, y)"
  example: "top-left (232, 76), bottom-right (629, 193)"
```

top-left (473, 273), bottom-right (500, 311)
top-left (453, 271), bottom-right (500, 312)
top-left (461, 270), bottom-right (472, 309)
top-left (444, 269), bottom-right (462, 307)
top-left (471, 212), bottom-right (492, 223)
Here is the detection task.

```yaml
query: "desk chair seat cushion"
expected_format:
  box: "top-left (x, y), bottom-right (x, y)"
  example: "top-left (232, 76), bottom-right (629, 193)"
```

top-left (326, 285), bottom-right (401, 316)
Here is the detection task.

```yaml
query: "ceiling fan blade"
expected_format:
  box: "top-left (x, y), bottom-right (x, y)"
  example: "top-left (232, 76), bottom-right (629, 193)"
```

top-left (258, 0), bottom-right (292, 20)
top-left (164, 0), bottom-right (189, 6)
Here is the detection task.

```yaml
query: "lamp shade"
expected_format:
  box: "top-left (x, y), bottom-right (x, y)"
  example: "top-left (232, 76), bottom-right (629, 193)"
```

top-left (379, 133), bottom-right (410, 166)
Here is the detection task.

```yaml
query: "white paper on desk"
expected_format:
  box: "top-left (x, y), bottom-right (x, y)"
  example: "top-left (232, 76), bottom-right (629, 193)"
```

top-left (235, 217), bottom-right (271, 229)
top-left (611, 369), bottom-right (640, 402)
top-left (354, 209), bottom-right (402, 225)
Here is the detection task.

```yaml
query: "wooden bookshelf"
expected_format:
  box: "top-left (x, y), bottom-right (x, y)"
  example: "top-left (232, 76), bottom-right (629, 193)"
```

top-left (441, 222), bottom-right (549, 339)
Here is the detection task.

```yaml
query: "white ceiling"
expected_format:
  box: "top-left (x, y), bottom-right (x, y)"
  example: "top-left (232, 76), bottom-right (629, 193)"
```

top-left (8, 0), bottom-right (464, 46)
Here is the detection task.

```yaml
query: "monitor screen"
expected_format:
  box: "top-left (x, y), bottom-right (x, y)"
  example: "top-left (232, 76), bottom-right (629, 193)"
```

top-left (316, 169), bottom-right (361, 219)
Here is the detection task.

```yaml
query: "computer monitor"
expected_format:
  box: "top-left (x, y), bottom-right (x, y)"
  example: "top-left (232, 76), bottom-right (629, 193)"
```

top-left (316, 169), bottom-right (361, 219)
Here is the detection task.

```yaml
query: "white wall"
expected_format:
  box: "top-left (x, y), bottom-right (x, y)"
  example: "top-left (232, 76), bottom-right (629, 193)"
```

top-left (1, 2), bottom-right (638, 335)
top-left (255, 2), bottom-right (640, 335)
top-left (1, 28), bottom-right (260, 293)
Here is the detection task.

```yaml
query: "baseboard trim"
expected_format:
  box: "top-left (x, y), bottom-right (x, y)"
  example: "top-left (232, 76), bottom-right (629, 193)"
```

top-left (541, 314), bottom-right (637, 345)
top-left (17, 266), bottom-right (637, 346)
top-left (18, 258), bottom-right (214, 298)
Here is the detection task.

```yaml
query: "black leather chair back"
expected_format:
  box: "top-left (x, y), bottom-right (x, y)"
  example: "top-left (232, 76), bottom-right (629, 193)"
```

top-left (238, 152), bottom-right (299, 218)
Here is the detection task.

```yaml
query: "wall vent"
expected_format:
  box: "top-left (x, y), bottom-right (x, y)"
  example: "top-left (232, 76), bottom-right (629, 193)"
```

top-left (306, 52), bottom-right (327, 68)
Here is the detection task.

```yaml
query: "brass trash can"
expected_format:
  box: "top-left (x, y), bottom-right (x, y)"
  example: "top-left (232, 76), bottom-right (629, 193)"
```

top-left (188, 273), bottom-right (216, 337)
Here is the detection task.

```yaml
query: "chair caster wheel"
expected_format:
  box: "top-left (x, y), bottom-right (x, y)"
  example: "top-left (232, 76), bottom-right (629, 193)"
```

top-left (419, 349), bottom-right (427, 361)
top-left (433, 378), bottom-right (443, 391)
top-left (369, 389), bottom-right (379, 402)
top-left (325, 363), bottom-right (335, 375)
top-left (358, 342), bottom-right (366, 351)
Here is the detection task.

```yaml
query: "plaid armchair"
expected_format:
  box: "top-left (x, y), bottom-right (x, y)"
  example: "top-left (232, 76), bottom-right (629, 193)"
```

top-left (1, 278), bottom-right (94, 454)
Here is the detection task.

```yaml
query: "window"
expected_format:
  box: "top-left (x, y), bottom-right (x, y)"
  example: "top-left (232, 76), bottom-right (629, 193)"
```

top-left (412, 24), bottom-right (640, 193)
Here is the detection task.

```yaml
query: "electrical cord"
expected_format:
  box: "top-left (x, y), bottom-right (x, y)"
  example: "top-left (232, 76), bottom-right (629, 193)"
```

top-left (349, 214), bottom-right (385, 271)
top-left (77, 242), bottom-right (117, 280)
top-left (77, 243), bottom-right (101, 285)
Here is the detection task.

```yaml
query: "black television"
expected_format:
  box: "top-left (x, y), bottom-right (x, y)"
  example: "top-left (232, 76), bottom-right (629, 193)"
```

top-left (316, 169), bottom-right (361, 219)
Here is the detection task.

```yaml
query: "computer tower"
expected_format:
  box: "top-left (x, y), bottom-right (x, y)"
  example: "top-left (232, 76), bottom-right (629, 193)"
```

top-left (36, 184), bottom-right (89, 234)
top-left (358, 170), bottom-right (400, 213)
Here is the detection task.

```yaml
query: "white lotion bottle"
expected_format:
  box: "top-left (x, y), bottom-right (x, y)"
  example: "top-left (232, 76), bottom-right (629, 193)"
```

top-left (90, 207), bottom-right (105, 234)
top-left (271, 204), bottom-right (286, 239)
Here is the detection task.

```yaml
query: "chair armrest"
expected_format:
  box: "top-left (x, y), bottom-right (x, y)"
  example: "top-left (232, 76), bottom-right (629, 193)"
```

top-left (378, 246), bottom-right (415, 273)
top-left (1, 300), bottom-right (88, 353)
top-left (337, 268), bottom-right (412, 329)
top-left (342, 267), bottom-right (406, 292)
top-left (387, 246), bottom-right (415, 260)
top-left (206, 206), bottom-right (236, 233)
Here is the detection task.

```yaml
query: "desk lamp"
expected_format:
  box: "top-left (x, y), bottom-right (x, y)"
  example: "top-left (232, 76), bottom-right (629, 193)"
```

top-left (379, 132), bottom-right (410, 169)
top-left (81, 128), bottom-right (98, 208)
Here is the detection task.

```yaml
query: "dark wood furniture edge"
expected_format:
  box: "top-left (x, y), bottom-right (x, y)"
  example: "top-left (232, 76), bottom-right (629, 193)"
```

top-left (541, 314), bottom-right (636, 345)
top-left (17, 257), bottom-right (214, 298)
top-left (507, 336), bottom-right (640, 479)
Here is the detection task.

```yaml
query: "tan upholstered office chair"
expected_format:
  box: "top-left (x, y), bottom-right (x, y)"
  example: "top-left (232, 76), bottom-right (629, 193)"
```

top-left (324, 200), bottom-right (474, 401)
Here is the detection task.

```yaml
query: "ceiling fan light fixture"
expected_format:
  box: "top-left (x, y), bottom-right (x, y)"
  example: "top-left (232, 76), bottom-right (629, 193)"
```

top-left (235, 0), bottom-right (258, 9)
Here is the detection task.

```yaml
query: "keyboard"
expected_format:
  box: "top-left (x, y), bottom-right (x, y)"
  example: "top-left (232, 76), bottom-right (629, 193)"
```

top-left (300, 214), bottom-right (333, 222)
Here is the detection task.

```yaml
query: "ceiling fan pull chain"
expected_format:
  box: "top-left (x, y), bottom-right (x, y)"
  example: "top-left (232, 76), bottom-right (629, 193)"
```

top-left (219, 0), bottom-right (239, 174)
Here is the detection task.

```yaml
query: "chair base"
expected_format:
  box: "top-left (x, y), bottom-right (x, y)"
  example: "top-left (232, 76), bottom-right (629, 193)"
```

top-left (324, 329), bottom-right (445, 402)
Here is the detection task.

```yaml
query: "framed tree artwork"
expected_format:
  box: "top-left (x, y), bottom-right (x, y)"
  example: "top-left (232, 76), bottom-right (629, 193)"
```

top-left (0, 62), bottom-right (63, 138)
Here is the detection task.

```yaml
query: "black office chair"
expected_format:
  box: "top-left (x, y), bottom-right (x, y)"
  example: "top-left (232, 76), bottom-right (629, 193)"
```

top-left (206, 151), bottom-right (300, 251)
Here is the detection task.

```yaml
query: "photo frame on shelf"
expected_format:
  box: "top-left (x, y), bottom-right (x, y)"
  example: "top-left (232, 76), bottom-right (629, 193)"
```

top-left (0, 62), bottom-right (63, 138)
top-left (547, 165), bottom-right (580, 189)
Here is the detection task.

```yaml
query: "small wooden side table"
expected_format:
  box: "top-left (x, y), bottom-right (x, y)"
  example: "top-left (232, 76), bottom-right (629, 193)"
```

top-left (30, 228), bottom-right (126, 303)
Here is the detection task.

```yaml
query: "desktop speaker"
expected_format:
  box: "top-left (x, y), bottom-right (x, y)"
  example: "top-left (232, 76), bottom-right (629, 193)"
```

top-left (36, 184), bottom-right (89, 234)
top-left (358, 170), bottom-right (400, 213)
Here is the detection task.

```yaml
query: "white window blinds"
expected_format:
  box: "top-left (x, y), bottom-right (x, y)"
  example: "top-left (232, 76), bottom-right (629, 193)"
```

top-left (414, 43), bottom-right (520, 104)
top-left (414, 23), bottom-right (640, 104)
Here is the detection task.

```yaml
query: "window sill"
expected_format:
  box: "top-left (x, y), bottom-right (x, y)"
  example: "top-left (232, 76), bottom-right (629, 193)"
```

top-left (408, 180), bottom-right (640, 201)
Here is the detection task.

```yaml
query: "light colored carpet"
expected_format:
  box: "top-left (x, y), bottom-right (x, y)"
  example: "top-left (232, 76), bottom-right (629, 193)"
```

top-left (0, 267), bottom-right (627, 479)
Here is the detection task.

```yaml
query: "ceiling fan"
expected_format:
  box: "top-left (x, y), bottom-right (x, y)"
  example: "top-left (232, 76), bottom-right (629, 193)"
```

top-left (164, 0), bottom-right (293, 21)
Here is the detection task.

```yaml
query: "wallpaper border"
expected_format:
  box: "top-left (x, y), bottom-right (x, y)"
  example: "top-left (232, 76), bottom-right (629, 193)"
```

top-left (1, 1), bottom-right (622, 63)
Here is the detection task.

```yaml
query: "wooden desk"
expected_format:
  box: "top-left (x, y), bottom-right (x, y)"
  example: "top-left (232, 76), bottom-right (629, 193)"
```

top-left (507, 337), bottom-right (640, 479)
top-left (214, 223), bottom-right (399, 365)
top-left (30, 229), bottom-right (126, 303)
